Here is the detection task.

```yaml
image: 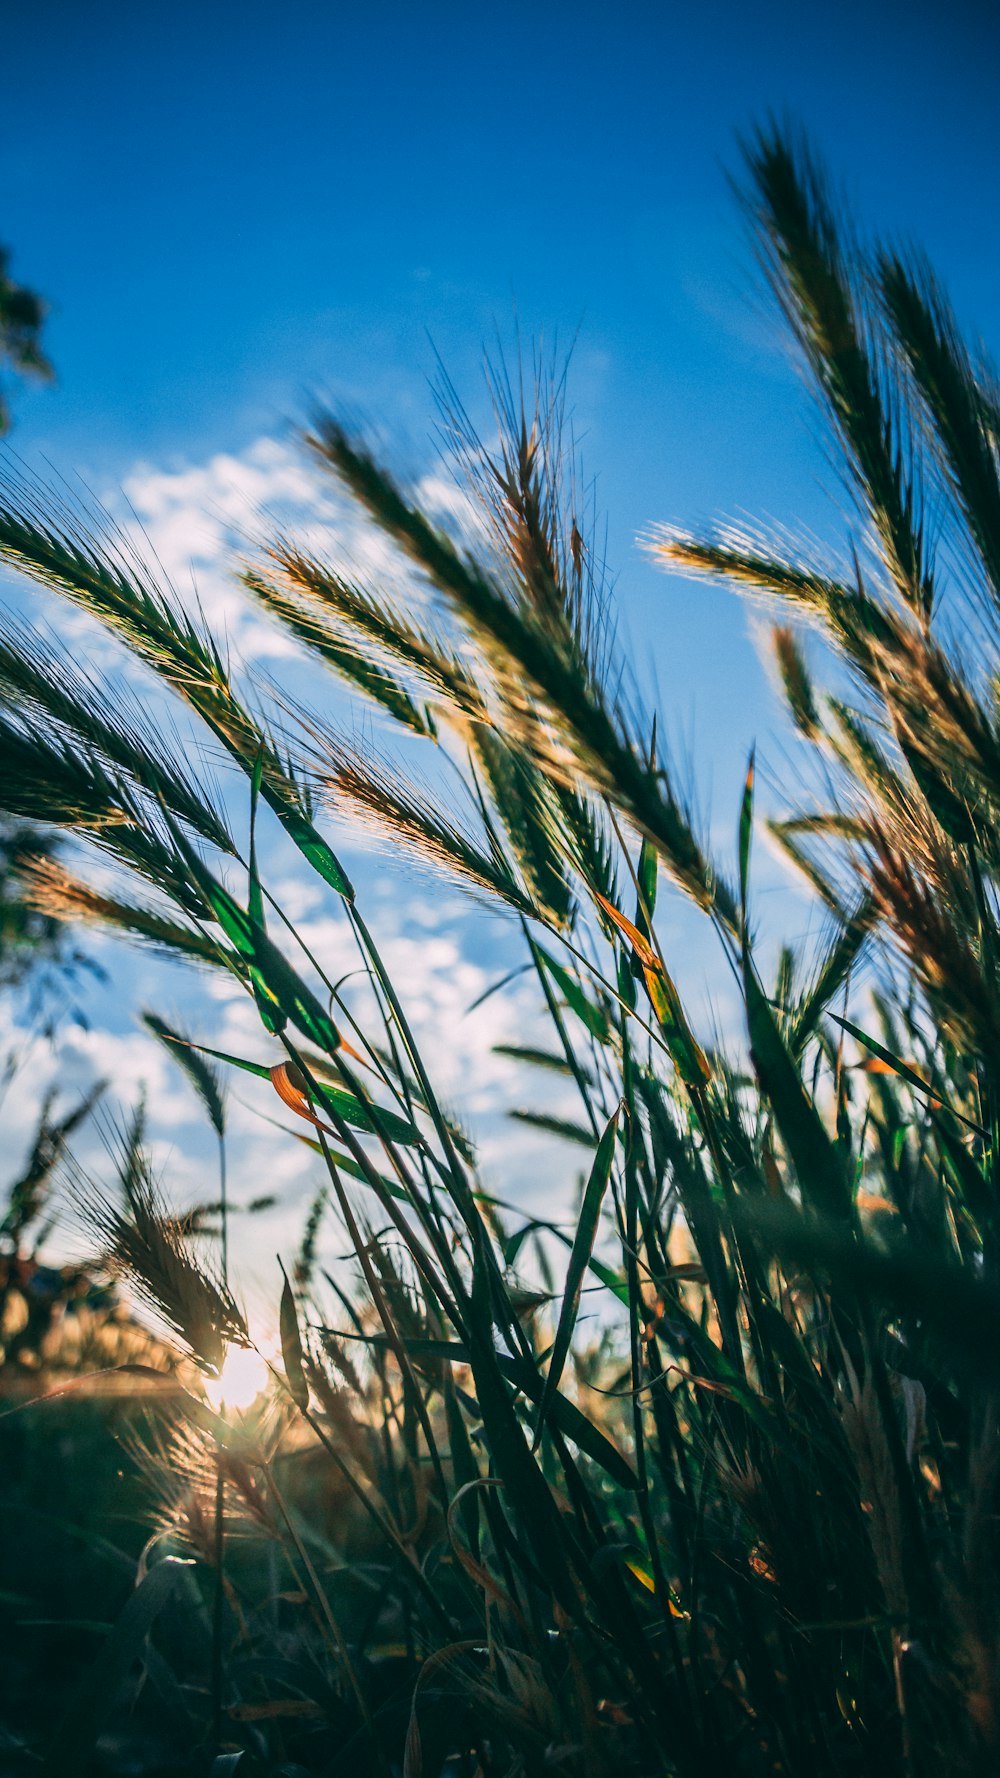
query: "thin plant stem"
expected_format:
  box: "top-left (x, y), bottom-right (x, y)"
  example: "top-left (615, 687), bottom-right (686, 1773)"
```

top-left (263, 1458), bottom-right (389, 1778)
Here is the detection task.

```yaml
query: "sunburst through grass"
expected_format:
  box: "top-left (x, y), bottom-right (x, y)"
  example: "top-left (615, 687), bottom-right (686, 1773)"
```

top-left (202, 1341), bottom-right (270, 1414)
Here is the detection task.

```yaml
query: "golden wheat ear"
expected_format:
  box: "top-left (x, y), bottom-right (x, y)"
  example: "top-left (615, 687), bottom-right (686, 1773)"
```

top-left (308, 736), bottom-right (542, 919)
top-left (0, 473), bottom-right (356, 899)
top-left (880, 247), bottom-right (1000, 617)
top-left (741, 123), bottom-right (933, 619)
top-left (15, 853), bottom-right (235, 971)
top-left (69, 1142), bottom-right (249, 1376)
top-left (0, 622), bottom-right (234, 851)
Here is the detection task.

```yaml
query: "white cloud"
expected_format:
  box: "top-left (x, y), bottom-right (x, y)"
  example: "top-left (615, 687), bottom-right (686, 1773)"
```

top-left (114, 433), bottom-right (442, 669)
top-left (117, 438), bottom-right (331, 662)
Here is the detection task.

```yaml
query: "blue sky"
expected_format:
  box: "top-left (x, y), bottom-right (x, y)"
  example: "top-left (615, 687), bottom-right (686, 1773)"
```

top-left (1, 0), bottom-right (997, 1283)
top-left (4, 0), bottom-right (998, 773)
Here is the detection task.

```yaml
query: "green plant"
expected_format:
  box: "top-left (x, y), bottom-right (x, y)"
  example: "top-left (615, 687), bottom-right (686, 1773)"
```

top-left (0, 126), bottom-right (998, 1777)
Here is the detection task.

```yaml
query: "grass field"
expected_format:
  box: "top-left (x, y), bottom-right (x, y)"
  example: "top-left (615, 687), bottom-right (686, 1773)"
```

top-left (2, 125), bottom-right (1000, 1776)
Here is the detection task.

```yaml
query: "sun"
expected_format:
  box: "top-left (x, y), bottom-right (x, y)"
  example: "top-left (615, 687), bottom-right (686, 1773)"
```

top-left (204, 1343), bottom-right (270, 1414)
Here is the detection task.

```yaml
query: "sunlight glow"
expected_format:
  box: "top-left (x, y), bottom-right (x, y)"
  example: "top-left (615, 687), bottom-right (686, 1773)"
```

top-left (204, 1343), bottom-right (270, 1413)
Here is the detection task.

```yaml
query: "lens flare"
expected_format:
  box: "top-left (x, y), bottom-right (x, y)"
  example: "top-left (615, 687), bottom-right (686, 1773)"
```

top-left (204, 1343), bottom-right (269, 1413)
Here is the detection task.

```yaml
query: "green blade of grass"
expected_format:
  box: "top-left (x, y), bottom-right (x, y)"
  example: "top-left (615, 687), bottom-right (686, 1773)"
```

top-left (278, 1258), bottom-right (310, 1410)
top-left (534, 1105), bottom-right (620, 1444)
top-left (176, 1040), bottom-right (421, 1144)
top-left (831, 1013), bottom-right (988, 1136)
top-left (46, 1558), bottom-right (189, 1773)
top-left (744, 959), bottom-right (852, 1221)
top-left (739, 747), bottom-right (755, 930)
top-left (537, 945), bottom-right (610, 1041)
